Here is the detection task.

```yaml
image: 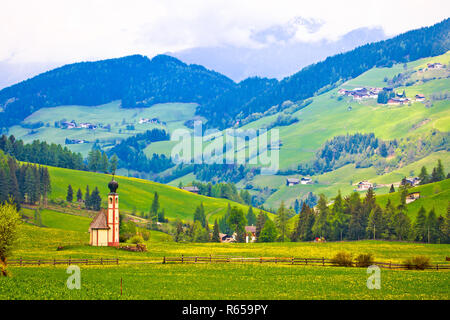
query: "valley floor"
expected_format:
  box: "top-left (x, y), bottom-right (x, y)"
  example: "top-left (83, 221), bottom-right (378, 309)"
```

top-left (2, 222), bottom-right (449, 300)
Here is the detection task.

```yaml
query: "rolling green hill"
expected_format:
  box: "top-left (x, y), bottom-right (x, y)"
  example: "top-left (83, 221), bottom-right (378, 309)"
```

top-left (376, 179), bottom-right (450, 220)
top-left (44, 164), bottom-right (265, 223)
top-left (9, 101), bottom-right (199, 156)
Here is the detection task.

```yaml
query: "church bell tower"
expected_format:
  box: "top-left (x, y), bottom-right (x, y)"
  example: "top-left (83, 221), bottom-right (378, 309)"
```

top-left (107, 177), bottom-right (120, 247)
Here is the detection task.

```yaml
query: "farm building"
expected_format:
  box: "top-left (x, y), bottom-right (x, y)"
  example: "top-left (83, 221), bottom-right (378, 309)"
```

top-left (181, 186), bottom-right (200, 194)
top-left (245, 226), bottom-right (257, 243)
top-left (286, 178), bottom-right (300, 186)
top-left (402, 177), bottom-right (420, 187)
top-left (220, 233), bottom-right (235, 243)
top-left (415, 94), bottom-right (425, 101)
top-left (357, 181), bottom-right (373, 191)
top-left (89, 178), bottom-right (120, 247)
top-left (427, 62), bottom-right (444, 69)
top-left (406, 192), bottom-right (420, 204)
top-left (301, 177), bottom-right (313, 185)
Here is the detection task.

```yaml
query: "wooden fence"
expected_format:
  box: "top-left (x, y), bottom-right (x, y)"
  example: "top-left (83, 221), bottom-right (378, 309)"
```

top-left (162, 255), bottom-right (450, 271)
top-left (8, 257), bottom-right (119, 266)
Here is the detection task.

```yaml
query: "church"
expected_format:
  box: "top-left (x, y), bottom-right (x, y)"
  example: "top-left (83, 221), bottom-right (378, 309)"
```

top-left (89, 178), bottom-right (120, 247)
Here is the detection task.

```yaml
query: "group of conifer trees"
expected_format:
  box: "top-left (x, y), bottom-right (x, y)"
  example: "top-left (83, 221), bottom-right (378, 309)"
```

top-left (0, 155), bottom-right (51, 210)
top-left (290, 187), bottom-right (449, 244)
top-left (66, 184), bottom-right (101, 211)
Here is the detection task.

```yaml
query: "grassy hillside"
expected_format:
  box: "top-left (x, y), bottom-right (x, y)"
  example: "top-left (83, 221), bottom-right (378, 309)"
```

top-left (45, 164), bottom-right (263, 223)
top-left (377, 179), bottom-right (450, 220)
top-left (9, 101), bottom-right (198, 156)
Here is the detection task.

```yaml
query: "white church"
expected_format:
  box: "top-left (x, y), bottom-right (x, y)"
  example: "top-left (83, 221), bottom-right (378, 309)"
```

top-left (89, 178), bottom-right (120, 247)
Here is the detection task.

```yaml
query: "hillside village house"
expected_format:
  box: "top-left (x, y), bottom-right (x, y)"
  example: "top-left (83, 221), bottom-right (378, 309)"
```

top-left (181, 186), bottom-right (200, 194)
top-left (286, 178), bottom-right (300, 186)
top-left (301, 177), bottom-right (313, 185)
top-left (357, 181), bottom-right (373, 191)
top-left (338, 87), bottom-right (382, 100)
top-left (402, 177), bottom-right (420, 187)
top-left (387, 97), bottom-right (411, 105)
top-left (415, 94), bottom-right (426, 102)
top-left (427, 62), bottom-right (444, 69)
top-left (245, 226), bottom-right (257, 243)
top-left (406, 192), bottom-right (420, 204)
top-left (89, 178), bottom-right (120, 247)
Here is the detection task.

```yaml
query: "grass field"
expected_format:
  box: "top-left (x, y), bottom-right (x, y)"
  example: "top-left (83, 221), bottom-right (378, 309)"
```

top-left (2, 263), bottom-right (449, 300)
top-left (2, 217), bottom-right (449, 300)
top-left (1, 198), bottom-right (449, 301)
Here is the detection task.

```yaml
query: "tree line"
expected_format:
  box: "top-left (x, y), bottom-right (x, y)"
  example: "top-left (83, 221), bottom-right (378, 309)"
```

top-left (183, 181), bottom-right (252, 205)
top-left (0, 135), bottom-right (84, 170)
top-left (66, 184), bottom-right (102, 211)
top-left (0, 150), bottom-right (51, 210)
top-left (107, 128), bottom-right (172, 173)
top-left (169, 184), bottom-right (449, 244)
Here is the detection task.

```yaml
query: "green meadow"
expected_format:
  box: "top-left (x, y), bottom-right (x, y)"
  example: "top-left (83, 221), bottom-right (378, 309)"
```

top-left (2, 264), bottom-right (449, 300)
top-left (45, 164), bottom-right (262, 223)
top-left (2, 213), bottom-right (449, 300)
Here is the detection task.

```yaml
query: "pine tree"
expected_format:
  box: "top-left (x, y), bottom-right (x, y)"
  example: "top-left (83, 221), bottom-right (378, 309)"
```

top-left (443, 204), bottom-right (450, 244)
top-left (366, 205), bottom-right (384, 239)
top-left (294, 199), bottom-right (300, 214)
top-left (150, 192), bottom-right (160, 222)
top-left (389, 184), bottom-right (395, 193)
top-left (330, 190), bottom-right (347, 241)
top-left (85, 185), bottom-right (91, 210)
top-left (76, 188), bottom-right (83, 202)
top-left (418, 166), bottom-right (430, 185)
top-left (193, 202), bottom-right (206, 228)
top-left (174, 219), bottom-right (183, 242)
top-left (255, 210), bottom-right (267, 240)
top-left (212, 219), bottom-right (220, 242)
top-left (158, 208), bottom-right (166, 223)
top-left (101, 152), bottom-right (109, 173)
top-left (24, 166), bottom-right (36, 204)
top-left (413, 206), bottom-right (427, 242)
top-left (259, 219), bottom-right (277, 242)
top-left (228, 206), bottom-right (246, 243)
top-left (40, 167), bottom-right (51, 206)
top-left (275, 201), bottom-right (289, 241)
top-left (109, 154), bottom-right (118, 175)
top-left (312, 194), bottom-right (330, 239)
top-left (393, 211), bottom-right (411, 241)
top-left (0, 169), bottom-right (8, 203)
top-left (66, 184), bottom-right (73, 202)
top-left (90, 187), bottom-right (102, 211)
top-left (246, 206), bottom-right (256, 226)
top-left (7, 158), bottom-right (21, 210)
top-left (434, 159), bottom-right (445, 182)
top-left (426, 208), bottom-right (439, 243)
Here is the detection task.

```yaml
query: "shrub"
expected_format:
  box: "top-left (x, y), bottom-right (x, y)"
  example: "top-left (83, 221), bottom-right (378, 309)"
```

top-left (355, 253), bottom-right (374, 267)
top-left (141, 231), bottom-right (150, 241)
top-left (404, 255), bottom-right (431, 270)
top-left (331, 252), bottom-right (353, 267)
top-left (129, 235), bottom-right (144, 244)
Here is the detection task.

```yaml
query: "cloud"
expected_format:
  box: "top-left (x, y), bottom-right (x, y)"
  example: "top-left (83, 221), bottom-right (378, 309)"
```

top-left (0, 0), bottom-right (449, 64)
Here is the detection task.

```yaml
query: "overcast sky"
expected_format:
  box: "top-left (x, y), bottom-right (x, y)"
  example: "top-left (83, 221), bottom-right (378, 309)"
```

top-left (0, 0), bottom-right (449, 64)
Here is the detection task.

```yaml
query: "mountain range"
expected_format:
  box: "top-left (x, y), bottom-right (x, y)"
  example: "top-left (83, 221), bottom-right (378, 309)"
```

top-left (0, 18), bottom-right (448, 130)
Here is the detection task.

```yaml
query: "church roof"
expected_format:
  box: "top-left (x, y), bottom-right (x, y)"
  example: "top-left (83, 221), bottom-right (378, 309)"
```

top-left (89, 211), bottom-right (110, 230)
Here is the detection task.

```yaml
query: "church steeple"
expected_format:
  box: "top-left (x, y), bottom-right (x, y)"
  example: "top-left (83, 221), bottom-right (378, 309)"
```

top-left (107, 176), bottom-right (120, 247)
